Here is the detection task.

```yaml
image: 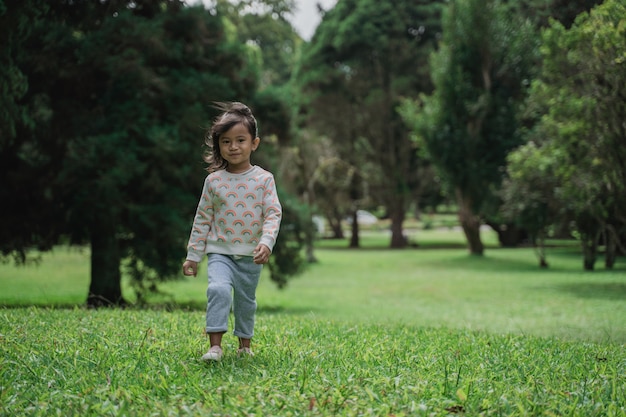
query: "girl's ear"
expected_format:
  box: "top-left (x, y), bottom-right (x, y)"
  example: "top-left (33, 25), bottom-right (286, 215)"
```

top-left (252, 136), bottom-right (260, 151)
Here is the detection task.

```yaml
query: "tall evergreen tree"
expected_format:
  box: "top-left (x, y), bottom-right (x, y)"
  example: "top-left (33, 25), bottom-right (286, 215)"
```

top-left (402, 0), bottom-right (536, 254)
top-left (2, 1), bottom-right (260, 305)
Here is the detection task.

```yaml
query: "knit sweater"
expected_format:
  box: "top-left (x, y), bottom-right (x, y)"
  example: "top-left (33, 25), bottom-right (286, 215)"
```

top-left (186, 166), bottom-right (282, 262)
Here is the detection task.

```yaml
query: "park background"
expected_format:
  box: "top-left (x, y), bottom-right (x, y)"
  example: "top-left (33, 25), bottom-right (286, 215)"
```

top-left (1, 0), bottom-right (625, 415)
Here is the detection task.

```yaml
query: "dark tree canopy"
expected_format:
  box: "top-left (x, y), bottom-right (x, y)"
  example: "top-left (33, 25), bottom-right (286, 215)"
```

top-left (1, 1), bottom-right (262, 305)
top-left (516, 0), bottom-right (605, 28)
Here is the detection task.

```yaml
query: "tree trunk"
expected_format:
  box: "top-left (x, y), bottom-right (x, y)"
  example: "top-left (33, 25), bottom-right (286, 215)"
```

top-left (87, 215), bottom-right (125, 307)
top-left (303, 192), bottom-right (317, 263)
top-left (327, 212), bottom-right (344, 239)
top-left (578, 217), bottom-right (599, 271)
top-left (305, 239), bottom-right (317, 263)
top-left (456, 189), bottom-right (484, 255)
top-left (304, 220), bottom-right (318, 264)
top-left (533, 233), bottom-right (549, 268)
top-left (389, 206), bottom-right (407, 248)
top-left (604, 231), bottom-right (615, 269)
top-left (581, 233), bottom-right (597, 271)
top-left (349, 209), bottom-right (359, 248)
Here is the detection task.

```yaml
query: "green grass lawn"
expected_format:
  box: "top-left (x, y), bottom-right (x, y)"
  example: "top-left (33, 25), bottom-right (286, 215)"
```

top-left (1, 309), bottom-right (624, 416)
top-left (1, 229), bottom-right (625, 415)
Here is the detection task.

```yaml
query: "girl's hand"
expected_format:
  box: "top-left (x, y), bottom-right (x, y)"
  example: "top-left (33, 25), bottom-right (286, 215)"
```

top-left (182, 260), bottom-right (198, 277)
top-left (253, 244), bottom-right (271, 264)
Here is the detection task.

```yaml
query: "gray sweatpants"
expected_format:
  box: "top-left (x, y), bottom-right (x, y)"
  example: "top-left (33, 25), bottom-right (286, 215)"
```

top-left (205, 253), bottom-right (263, 339)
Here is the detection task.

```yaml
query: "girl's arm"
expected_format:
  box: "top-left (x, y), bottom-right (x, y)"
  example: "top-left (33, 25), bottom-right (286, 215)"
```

top-left (182, 259), bottom-right (198, 276)
top-left (259, 175), bottom-right (282, 253)
top-left (186, 177), bottom-right (214, 262)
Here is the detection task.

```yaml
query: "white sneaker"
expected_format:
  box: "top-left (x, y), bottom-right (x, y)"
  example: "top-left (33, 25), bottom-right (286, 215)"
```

top-left (237, 347), bottom-right (254, 357)
top-left (201, 346), bottom-right (223, 361)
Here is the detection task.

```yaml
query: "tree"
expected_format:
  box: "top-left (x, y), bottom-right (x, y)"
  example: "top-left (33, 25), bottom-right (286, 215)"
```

top-left (516, 0), bottom-right (605, 29)
top-left (401, 0), bottom-right (537, 255)
top-left (0, 0), bottom-right (61, 264)
top-left (2, 1), bottom-right (261, 305)
top-left (499, 142), bottom-right (561, 267)
top-left (296, 0), bottom-right (444, 248)
top-left (230, 0), bottom-right (300, 87)
top-left (507, 0), bottom-right (626, 270)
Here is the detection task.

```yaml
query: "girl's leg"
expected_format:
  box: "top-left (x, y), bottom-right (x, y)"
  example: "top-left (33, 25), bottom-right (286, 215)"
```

top-left (205, 254), bottom-right (233, 345)
top-left (238, 337), bottom-right (251, 349)
top-left (202, 331), bottom-right (226, 361)
top-left (210, 332), bottom-right (225, 347)
top-left (232, 257), bottom-right (262, 344)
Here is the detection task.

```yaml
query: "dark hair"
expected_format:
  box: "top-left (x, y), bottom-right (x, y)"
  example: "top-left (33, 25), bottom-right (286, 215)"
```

top-left (204, 102), bottom-right (258, 172)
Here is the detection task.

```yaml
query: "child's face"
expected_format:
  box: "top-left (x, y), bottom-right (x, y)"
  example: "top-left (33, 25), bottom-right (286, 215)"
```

top-left (218, 123), bottom-right (259, 173)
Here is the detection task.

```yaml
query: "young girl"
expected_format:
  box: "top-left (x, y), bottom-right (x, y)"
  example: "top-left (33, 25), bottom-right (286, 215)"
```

top-left (182, 102), bottom-right (282, 361)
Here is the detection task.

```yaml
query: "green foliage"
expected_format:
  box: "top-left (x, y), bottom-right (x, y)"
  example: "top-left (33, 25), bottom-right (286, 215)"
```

top-left (0, 0), bottom-right (40, 139)
top-left (516, 0), bottom-right (605, 28)
top-left (404, 0), bottom-right (537, 203)
top-left (246, 90), bottom-right (309, 289)
top-left (265, 190), bottom-right (310, 288)
top-left (507, 0), bottom-right (626, 269)
top-left (499, 141), bottom-right (563, 266)
top-left (240, 7), bottom-right (301, 86)
top-left (296, 0), bottom-right (445, 248)
top-left (400, 0), bottom-right (535, 255)
top-left (0, 1), bottom-right (272, 304)
top-left (210, 0), bottom-right (301, 89)
top-left (400, 0), bottom-right (538, 253)
top-left (0, 0), bottom-right (61, 260)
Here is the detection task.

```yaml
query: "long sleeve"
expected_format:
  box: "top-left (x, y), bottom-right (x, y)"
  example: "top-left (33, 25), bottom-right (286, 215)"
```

top-left (186, 177), bottom-right (213, 262)
top-left (259, 174), bottom-right (282, 252)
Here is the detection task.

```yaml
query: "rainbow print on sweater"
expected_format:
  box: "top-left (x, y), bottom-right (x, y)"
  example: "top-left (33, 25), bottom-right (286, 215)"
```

top-left (186, 166), bottom-right (282, 262)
